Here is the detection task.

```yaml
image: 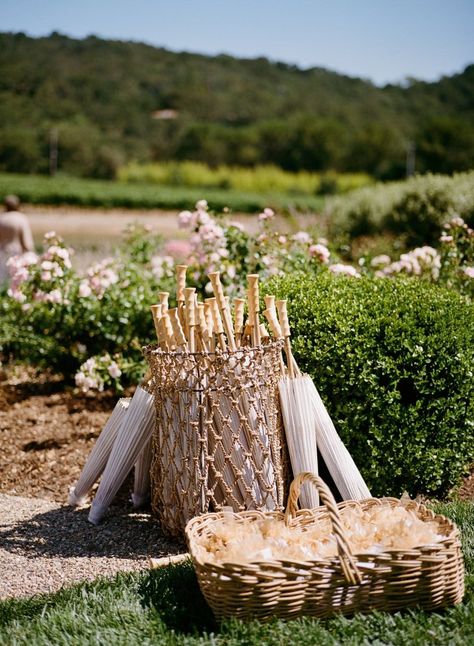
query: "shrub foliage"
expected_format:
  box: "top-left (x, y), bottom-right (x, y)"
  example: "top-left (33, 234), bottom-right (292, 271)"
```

top-left (268, 273), bottom-right (474, 497)
top-left (327, 171), bottom-right (474, 247)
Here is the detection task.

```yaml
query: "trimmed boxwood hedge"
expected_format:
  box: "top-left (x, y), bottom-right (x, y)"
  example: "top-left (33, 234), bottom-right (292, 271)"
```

top-left (267, 272), bottom-right (474, 498)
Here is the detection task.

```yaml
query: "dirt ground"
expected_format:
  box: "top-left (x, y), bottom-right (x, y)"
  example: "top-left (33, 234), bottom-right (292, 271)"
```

top-left (25, 204), bottom-right (184, 248)
top-left (0, 367), bottom-right (135, 504)
top-left (0, 368), bottom-right (186, 600)
top-left (24, 204), bottom-right (263, 248)
top-left (0, 367), bottom-right (472, 504)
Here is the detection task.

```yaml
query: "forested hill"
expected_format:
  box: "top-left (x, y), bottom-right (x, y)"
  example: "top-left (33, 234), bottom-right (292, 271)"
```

top-left (1, 31), bottom-right (473, 179)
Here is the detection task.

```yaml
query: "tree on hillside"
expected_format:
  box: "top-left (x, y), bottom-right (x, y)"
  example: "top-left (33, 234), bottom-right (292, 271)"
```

top-left (416, 117), bottom-right (474, 174)
top-left (0, 32), bottom-right (472, 178)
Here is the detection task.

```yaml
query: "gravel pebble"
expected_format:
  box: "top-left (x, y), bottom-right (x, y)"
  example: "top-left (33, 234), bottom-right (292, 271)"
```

top-left (0, 494), bottom-right (183, 599)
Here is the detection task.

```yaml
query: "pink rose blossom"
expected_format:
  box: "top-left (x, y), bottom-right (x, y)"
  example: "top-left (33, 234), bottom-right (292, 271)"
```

top-left (178, 210), bottom-right (194, 229)
top-left (309, 243), bottom-right (330, 263)
top-left (52, 264), bottom-right (64, 278)
top-left (107, 362), bottom-right (122, 378)
top-left (46, 289), bottom-right (63, 304)
top-left (79, 281), bottom-right (92, 298)
top-left (10, 266), bottom-right (29, 284)
top-left (258, 207), bottom-right (275, 221)
top-left (450, 216), bottom-right (466, 228)
top-left (163, 239), bottom-right (192, 260)
top-left (292, 231), bottom-right (311, 244)
top-left (7, 288), bottom-right (26, 303)
top-left (150, 255), bottom-right (174, 280)
top-left (196, 211), bottom-right (211, 226)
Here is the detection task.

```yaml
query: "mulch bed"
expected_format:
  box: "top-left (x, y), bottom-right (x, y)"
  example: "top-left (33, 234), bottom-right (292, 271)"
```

top-left (0, 367), bottom-right (135, 504)
top-left (0, 366), bottom-right (473, 504)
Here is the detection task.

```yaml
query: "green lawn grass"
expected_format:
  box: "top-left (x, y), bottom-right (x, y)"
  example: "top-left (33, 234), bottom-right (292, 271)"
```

top-left (0, 173), bottom-right (325, 214)
top-left (1, 501), bottom-right (472, 645)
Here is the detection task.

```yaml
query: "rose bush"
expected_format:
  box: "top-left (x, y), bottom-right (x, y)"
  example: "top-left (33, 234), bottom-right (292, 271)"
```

top-left (0, 225), bottom-right (171, 385)
top-left (1, 201), bottom-right (472, 392)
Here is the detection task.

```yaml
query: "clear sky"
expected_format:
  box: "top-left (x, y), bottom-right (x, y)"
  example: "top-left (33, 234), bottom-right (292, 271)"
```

top-left (1, 0), bottom-right (473, 86)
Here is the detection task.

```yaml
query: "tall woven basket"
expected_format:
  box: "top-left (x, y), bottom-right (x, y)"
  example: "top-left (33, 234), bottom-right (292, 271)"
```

top-left (144, 340), bottom-right (288, 537)
top-left (186, 472), bottom-right (465, 622)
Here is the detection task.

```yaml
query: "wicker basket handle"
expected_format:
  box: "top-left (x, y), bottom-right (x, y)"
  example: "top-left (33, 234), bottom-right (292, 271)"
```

top-left (285, 472), bottom-right (362, 585)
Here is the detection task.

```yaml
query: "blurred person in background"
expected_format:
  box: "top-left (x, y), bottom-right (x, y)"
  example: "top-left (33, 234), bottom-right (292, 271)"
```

top-left (0, 195), bottom-right (34, 284)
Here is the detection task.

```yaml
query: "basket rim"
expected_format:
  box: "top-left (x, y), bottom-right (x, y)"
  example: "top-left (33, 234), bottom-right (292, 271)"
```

top-left (142, 338), bottom-right (284, 358)
top-left (185, 496), bottom-right (461, 569)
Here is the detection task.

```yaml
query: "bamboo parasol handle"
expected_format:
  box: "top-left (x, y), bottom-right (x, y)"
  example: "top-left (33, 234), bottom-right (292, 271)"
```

top-left (285, 472), bottom-right (362, 585)
top-left (168, 308), bottom-right (187, 348)
top-left (150, 304), bottom-right (162, 341)
top-left (204, 301), bottom-right (214, 336)
top-left (184, 287), bottom-right (197, 352)
top-left (158, 315), bottom-right (172, 349)
top-left (184, 287), bottom-right (196, 326)
top-left (247, 274), bottom-right (261, 345)
top-left (176, 265), bottom-right (188, 304)
top-left (234, 298), bottom-right (245, 334)
top-left (196, 303), bottom-right (211, 352)
top-left (209, 272), bottom-right (236, 351)
top-left (263, 307), bottom-right (282, 339)
top-left (264, 294), bottom-right (275, 311)
top-left (150, 303), bottom-right (169, 350)
top-left (209, 297), bottom-right (227, 349)
top-left (276, 299), bottom-right (291, 338)
top-left (276, 299), bottom-right (294, 378)
top-left (159, 291), bottom-right (169, 312)
top-left (149, 553), bottom-right (190, 569)
top-left (162, 312), bottom-right (175, 348)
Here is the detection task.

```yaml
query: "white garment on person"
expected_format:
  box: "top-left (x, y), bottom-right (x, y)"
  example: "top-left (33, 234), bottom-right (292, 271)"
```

top-left (0, 211), bottom-right (34, 284)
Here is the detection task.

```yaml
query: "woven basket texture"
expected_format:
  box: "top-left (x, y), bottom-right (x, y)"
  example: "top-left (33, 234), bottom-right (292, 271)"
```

top-left (144, 341), bottom-right (288, 537)
top-left (186, 472), bottom-right (465, 621)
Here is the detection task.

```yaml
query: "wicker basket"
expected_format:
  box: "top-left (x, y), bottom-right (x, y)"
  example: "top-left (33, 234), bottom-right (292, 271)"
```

top-left (186, 472), bottom-right (465, 621)
top-left (144, 341), bottom-right (288, 537)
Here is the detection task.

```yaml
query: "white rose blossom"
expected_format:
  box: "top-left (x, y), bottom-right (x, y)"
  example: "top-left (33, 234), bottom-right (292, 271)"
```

top-left (329, 263), bottom-right (361, 278)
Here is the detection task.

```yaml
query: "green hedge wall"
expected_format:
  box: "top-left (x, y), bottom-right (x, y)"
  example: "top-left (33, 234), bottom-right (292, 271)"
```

top-left (267, 272), bottom-right (474, 497)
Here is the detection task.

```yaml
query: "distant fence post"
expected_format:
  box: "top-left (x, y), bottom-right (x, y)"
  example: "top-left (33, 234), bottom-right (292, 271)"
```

top-left (49, 128), bottom-right (58, 176)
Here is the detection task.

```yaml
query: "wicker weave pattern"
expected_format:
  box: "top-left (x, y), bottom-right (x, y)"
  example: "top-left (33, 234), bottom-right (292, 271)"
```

top-left (186, 473), bottom-right (464, 621)
top-left (144, 341), bottom-right (287, 537)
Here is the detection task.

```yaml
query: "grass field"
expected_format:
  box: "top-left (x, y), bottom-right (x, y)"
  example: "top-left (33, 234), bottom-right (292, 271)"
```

top-left (0, 173), bottom-right (325, 214)
top-left (1, 501), bottom-right (472, 645)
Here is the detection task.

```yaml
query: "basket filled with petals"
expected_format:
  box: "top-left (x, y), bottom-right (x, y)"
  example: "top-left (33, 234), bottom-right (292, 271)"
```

top-left (186, 472), bottom-right (464, 622)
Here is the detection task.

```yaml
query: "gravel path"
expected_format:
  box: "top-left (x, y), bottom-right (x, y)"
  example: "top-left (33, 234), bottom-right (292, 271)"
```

top-left (0, 494), bottom-right (183, 600)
